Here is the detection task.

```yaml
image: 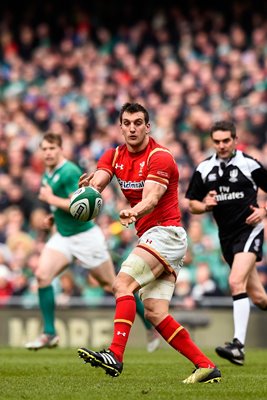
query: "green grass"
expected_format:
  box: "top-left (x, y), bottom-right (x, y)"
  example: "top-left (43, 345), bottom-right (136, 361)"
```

top-left (0, 347), bottom-right (266, 400)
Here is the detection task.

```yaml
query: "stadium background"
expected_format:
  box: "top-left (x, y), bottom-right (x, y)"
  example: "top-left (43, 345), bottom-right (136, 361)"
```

top-left (0, 0), bottom-right (267, 347)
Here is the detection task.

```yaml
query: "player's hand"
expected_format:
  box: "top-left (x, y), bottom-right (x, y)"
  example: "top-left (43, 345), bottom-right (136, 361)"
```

top-left (246, 205), bottom-right (266, 225)
top-left (119, 209), bottom-right (138, 227)
top-left (79, 173), bottom-right (94, 187)
top-left (204, 190), bottom-right (218, 211)
top-left (39, 184), bottom-right (54, 204)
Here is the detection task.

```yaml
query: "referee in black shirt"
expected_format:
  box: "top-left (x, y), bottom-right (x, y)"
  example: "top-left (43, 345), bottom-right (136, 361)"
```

top-left (185, 120), bottom-right (267, 366)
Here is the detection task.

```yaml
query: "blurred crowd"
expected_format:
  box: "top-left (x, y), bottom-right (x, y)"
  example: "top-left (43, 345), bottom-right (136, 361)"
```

top-left (0, 1), bottom-right (267, 309)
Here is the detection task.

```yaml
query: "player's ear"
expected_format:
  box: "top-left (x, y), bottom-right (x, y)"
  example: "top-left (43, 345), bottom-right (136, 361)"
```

top-left (146, 122), bottom-right (151, 134)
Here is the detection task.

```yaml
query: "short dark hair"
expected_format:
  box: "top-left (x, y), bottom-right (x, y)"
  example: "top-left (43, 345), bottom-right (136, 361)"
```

top-left (41, 132), bottom-right (63, 147)
top-left (210, 120), bottom-right (236, 139)
top-left (119, 102), bottom-right (149, 124)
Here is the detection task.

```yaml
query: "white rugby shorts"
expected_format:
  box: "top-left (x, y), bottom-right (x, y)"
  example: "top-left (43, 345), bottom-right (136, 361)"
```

top-left (137, 226), bottom-right (187, 277)
top-left (45, 225), bottom-right (110, 269)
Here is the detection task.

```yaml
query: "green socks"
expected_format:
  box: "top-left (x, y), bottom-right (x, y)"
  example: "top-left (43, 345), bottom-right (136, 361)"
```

top-left (38, 286), bottom-right (151, 335)
top-left (38, 285), bottom-right (56, 335)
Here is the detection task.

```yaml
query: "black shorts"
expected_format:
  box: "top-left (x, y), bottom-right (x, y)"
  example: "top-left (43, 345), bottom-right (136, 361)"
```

top-left (220, 225), bottom-right (264, 267)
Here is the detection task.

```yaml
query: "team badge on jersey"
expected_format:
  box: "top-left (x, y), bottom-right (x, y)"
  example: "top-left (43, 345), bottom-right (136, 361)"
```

top-left (139, 161), bottom-right (145, 176)
top-left (53, 174), bottom-right (60, 183)
top-left (229, 169), bottom-right (238, 183)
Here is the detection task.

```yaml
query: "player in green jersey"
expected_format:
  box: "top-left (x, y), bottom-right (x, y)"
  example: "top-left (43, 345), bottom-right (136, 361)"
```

top-left (25, 132), bottom-right (160, 351)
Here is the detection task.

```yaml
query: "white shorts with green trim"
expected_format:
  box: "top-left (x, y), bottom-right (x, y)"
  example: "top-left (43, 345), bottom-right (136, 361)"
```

top-left (45, 225), bottom-right (110, 269)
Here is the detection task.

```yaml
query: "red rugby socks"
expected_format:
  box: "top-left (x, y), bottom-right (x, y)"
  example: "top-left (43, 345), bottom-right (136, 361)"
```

top-left (156, 315), bottom-right (215, 368)
top-left (109, 295), bottom-right (136, 362)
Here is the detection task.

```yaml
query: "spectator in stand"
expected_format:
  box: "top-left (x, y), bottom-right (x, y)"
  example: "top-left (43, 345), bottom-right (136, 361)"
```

top-left (191, 262), bottom-right (224, 303)
top-left (56, 271), bottom-right (82, 307)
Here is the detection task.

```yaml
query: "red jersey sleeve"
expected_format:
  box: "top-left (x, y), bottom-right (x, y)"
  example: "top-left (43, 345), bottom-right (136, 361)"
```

top-left (96, 148), bottom-right (117, 179)
top-left (146, 149), bottom-right (176, 187)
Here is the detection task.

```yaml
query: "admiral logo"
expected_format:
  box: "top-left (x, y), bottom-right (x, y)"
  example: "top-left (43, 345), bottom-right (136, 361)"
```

top-left (117, 178), bottom-right (144, 190)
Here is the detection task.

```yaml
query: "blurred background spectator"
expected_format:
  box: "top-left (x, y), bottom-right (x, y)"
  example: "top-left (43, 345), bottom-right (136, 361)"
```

top-left (0, 0), bottom-right (267, 307)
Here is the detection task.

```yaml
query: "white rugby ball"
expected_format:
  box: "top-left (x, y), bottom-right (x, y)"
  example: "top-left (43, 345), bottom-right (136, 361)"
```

top-left (69, 186), bottom-right (103, 222)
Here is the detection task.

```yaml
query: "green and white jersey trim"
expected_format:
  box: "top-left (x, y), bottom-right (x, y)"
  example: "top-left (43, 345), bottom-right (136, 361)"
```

top-left (42, 160), bottom-right (94, 236)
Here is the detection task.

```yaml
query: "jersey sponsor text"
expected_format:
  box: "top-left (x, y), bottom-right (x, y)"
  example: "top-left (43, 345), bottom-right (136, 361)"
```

top-left (117, 178), bottom-right (145, 190)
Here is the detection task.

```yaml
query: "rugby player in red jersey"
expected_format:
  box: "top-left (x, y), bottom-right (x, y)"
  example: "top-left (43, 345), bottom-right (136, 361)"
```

top-left (77, 102), bottom-right (221, 384)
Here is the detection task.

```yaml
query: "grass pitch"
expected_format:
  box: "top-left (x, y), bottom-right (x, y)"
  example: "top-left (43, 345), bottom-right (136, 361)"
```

top-left (0, 347), bottom-right (266, 400)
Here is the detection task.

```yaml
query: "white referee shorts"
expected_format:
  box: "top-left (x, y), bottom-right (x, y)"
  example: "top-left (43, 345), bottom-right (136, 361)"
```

top-left (137, 225), bottom-right (187, 278)
top-left (45, 225), bottom-right (110, 269)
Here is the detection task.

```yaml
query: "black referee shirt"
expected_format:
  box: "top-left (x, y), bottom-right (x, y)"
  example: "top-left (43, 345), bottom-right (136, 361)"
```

top-left (185, 150), bottom-right (267, 238)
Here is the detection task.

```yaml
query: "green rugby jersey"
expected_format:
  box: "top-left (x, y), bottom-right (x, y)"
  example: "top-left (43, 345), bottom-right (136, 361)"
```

top-left (42, 160), bottom-right (94, 236)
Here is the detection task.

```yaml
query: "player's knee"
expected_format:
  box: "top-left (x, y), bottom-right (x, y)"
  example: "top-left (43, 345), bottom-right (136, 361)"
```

top-left (35, 268), bottom-right (52, 286)
top-left (103, 283), bottom-right (114, 294)
top-left (144, 307), bottom-right (161, 322)
top-left (112, 278), bottom-right (120, 294)
top-left (94, 274), bottom-right (114, 294)
top-left (143, 308), bottom-right (154, 323)
top-left (229, 276), bottom-right (243, 292)
top-left (112, 275), bottom-right (134, 297)
top-left (144, 304), bottom-right (168, 326)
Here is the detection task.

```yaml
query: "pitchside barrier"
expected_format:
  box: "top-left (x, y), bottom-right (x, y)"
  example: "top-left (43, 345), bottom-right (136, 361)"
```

top-left (0, 297), bottom-right (267, 348)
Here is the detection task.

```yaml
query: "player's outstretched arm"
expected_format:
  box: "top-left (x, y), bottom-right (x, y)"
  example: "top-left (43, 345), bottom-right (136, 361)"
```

top-left (79, 170), bottom-right (111, 193)
top-left (119, 181), bottom-right (166, 228)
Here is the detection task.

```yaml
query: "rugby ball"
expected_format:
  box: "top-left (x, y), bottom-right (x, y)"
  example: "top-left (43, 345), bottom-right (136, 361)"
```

top-left (69, 186), bottom-right (103, 221)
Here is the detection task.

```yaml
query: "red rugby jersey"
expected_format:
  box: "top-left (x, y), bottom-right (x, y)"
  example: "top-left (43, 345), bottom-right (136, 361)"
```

top-left (97, 137), bottom-right (182, 236)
